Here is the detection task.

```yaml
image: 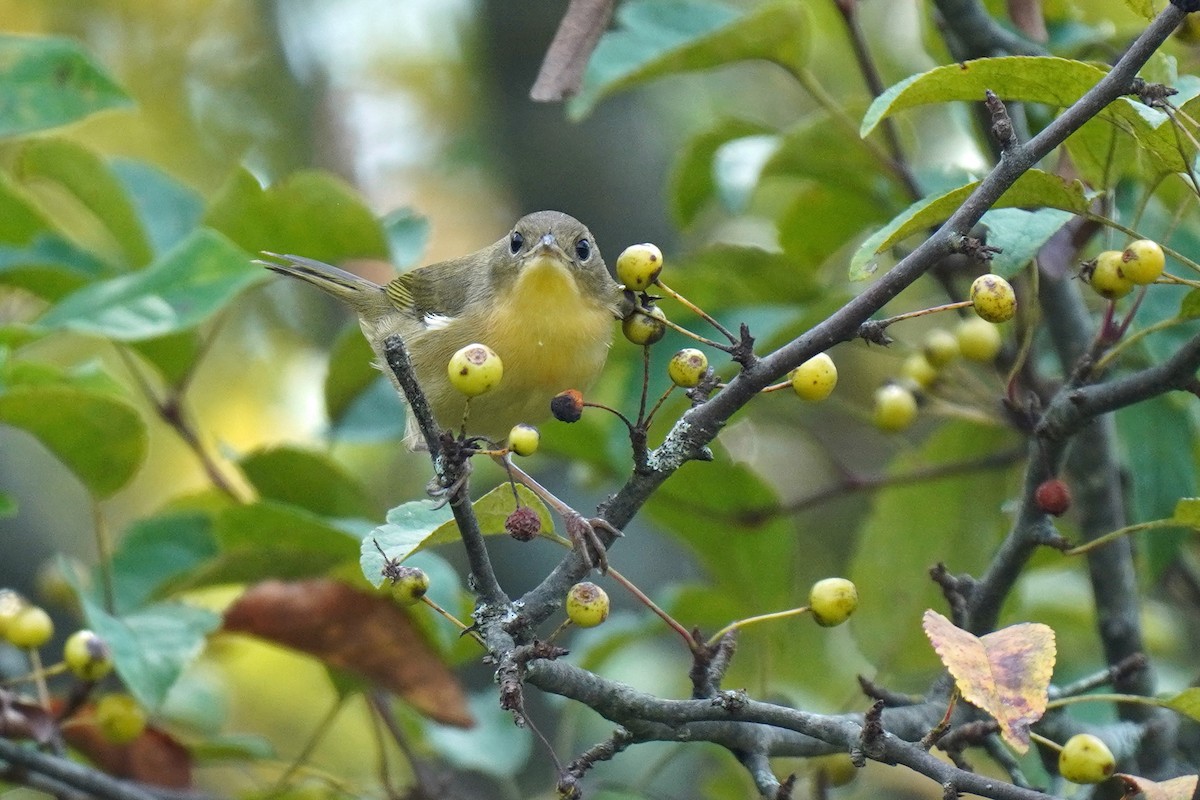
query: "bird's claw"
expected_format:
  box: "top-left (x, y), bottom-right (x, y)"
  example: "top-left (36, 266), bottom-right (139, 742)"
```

top-left (565, 513), bottom-right (621, 573)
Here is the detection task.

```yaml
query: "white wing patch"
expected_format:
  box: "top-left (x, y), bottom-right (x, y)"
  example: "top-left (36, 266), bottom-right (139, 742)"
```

top-left (422, 313), bottom-right (455, 330)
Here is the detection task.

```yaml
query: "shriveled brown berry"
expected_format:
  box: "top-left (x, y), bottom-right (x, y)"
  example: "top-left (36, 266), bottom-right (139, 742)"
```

top-left (551, 389), bottom-right (585, 423)
top-left (506, 506), bottom-right (542, 542)
top-left (1035, 478), bottom-right (1071, 516)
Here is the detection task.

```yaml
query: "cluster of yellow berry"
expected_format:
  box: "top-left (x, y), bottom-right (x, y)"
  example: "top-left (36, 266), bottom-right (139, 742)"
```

top-left (0, 589), bottom-right (146, 744)
top-left (1080, 239), bottom-right (1165, 300)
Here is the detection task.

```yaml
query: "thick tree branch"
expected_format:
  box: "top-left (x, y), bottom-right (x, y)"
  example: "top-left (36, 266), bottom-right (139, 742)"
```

top-left (530, 0), bottom-right (616, 102)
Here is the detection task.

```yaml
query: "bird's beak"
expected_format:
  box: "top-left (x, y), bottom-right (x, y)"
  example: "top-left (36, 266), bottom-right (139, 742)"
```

top-left (529, 233), bottom-right (571, 264)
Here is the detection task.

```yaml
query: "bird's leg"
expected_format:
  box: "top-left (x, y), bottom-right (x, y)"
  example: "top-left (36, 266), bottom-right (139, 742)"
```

top-left (493, 455), bottom-right (620, 573)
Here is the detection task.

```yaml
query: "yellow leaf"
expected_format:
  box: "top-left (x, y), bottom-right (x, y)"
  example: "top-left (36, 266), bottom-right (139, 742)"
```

top-left (922, 610), bottom-right (1056, 752)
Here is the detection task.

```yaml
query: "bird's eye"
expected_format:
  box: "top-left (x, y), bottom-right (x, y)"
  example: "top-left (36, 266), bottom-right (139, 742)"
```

top-left (575, 238), bottom-right (591, 261)
top-left (510, 231), bottom-right (524, 254)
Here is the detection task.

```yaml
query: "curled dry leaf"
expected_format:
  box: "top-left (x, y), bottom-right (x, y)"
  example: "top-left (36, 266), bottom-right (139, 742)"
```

top-left (922, 609), bottom-right (1055, 752)
top-left (1113, 773), bottom-right (1198, 800)
top-left (63, 723), bottom-right (191, 788)
top-left (222, 578), bottom-right (472, 727)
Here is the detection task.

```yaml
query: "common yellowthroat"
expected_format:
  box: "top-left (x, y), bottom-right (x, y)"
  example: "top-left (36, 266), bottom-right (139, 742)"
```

top-left (262, 211), bottom-right (625, 445)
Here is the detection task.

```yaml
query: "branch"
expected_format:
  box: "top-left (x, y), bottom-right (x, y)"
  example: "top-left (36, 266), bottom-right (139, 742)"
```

top-left (933, 0), bottom-right (1046, 56)
top-left (530, 0), bottom-right (616, 102)
top-left (0, 738), bottom-right (161, 800)
top-left (381, 335), bottom-right (507, 606)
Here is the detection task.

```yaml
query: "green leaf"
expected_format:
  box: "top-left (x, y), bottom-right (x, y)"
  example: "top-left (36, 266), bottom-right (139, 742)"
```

top-left (571, 0), bottom-right (810, 119)
top-left (670, 118), bottom-right (776, 226)
top-left (0, 385), bottom-right (146, 497)
top-left (383, 208), bottom-right (429, 270)
top-left (111, 159), bottom-right (205, 256)
top-left (1171, 498), bottom-right (1200, 528)
top-left (15, 138), bottom-right (152, 268)
top-left (108, 512), bottom-right (218, 612)
top-left (363, 485), bottom-right (553, 586)
top-left (0, 174), bottom-right (53, 244)
top-left (78, 595), bottom-right (219, 712)
top-left (425, 690), bottom-right (532, 778)
top-left (0, 234), bottom-right (111, 300)
top-left (324, 325), bottom-right (380, 424)
top-left (0, 35), bottom-right (131, 138)
top-left (240, 446), bottom-right (378, 519)
top-left (36, 228), bottom-right (263, 340)
top-left (330, 375), bottom-right (407, 441)
top-left (1116, 396), bottom-right (1195, 578)
top-left (849, 169), bottom-right (1093, 280)
top-left (1122, 0), bottom-right (1157, 20)
top-left (978, 208), bottom-right (1074, 277)
top-left (127, 331), bottom-right (203, 386)
top-left (1164, 687), bottom-right (1200, 722)
top-left (183, 501), bottom-right (362, 588)
top-left (672, 244), bottom-right (820, 310)
top-left (850, 422), bottom-right (1018, 670)
top-left (861, 57), bottom-right (1108, 138)
top-left (190, 733), bottom-right (276, 762)
top-left (204, 168), bottom-right (388, 262)
top-left (1179, 290), bottom-right (1200, 320)
top-left (0, 491), bottom-right (15, 518)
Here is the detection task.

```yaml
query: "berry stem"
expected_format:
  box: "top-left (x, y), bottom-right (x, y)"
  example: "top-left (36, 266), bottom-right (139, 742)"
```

top-left (635, 303), bottom-right (734, 352)
top-left (873, 300), bottom-right (974, 329)
top-left (655, 279), bottom-right (738, 345)
top-left (27, 649), bottom-right (51, 711)
top-left (420, 596), bottom-right (485, 647)
top-left (1093, 314), bottom-right (1193, 371)
top-left (1045, 692), bottom-right (1164, 710)
top-left (1085, 213), bottom-right (1200, 275)
top-left (605, 568), bottom-right (699, 651)
top-left (1064, 518), bottom-right (1183, 555)
top-left (641, 385), bottom-right (676, 429)
top-left (1029, 732), bottom-right (1062, 753)
top-left (704, 606), bottom-right (812, 648)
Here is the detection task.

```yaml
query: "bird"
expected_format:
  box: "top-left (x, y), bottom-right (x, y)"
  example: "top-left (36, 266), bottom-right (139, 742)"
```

top-left (260, 210), bottom-right (626, 448)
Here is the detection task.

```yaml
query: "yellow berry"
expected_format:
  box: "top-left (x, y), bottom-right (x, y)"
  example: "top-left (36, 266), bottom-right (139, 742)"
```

top-left (615, 243), bottom-right (664, 291)
top-left (955, 316), bottom-right (1003, 362)
top-left (969, 274), bottom-right (1017, 323)
top-left (0, 589), bottom-right (27, 639)
top-left (1087, 251), bottom-right (1134, 300)
top-left (565, 582), bottom-right (610, 628)
top-left (622, 305), bottom-right (667, 346)
top-left (1120, 239), bottom-right (1165, 285)
top-left (508, 423), bottom-right (540, 457)
top-left (809, 577), bottom-right (859, 627)
top-left (95, 693), bottom-right (147, 744)
top-left (446, 343), bottom-right (503, 397)
top-left (388, 566), bottom-right (430, 606)
top-left (1058, 733), bottom-right (1115, 784)
top-left (668, 348), bottom-right (708, 388)
top-left (63, 629), bottom-right (113, 681)
top-left (790, 353), bottom-right (838, 401)
top-left (900, 353), bottom-right (938, 390)
top-left (873, 384), bottom-right (918, 432)
top-left (922, 328), bottom-right (960, 368)
top-left (6, 605), bottom-right (53, 648)
top-left (813, 754), bottom-right (858, 787)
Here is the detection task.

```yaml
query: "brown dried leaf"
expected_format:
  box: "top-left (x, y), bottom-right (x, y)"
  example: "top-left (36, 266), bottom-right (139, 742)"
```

top-left (922, 609), bottom-right (1055, 752)
top-left (223, 578), bottom-right (472, 727)
top-left (0, 688), bottom-right (56, 744)
top-left (1114, 773), bottom-right (1198, 800)
top-left (64, 724), bottom-right (192, 788)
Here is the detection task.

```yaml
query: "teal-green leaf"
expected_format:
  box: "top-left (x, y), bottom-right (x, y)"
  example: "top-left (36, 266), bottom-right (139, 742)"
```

top-left (0, 234), bottom-right (111, 300)
top-left (670, 118), bottom-right (776, 227)
top-left (36, 228), bottom-right (264, 340)
top-left (204, 168), bottom-right (388, 262)
top-left (861, 57), bottom-right (1107, 138)
top-left (108, 512), bottom-right (218, 612)
top-left (849, 169), bottom-right (1093, 280)
top-left (383, 208), bottom-right (430, 270)
top-left (571, 0), bottom-right (810, 119)
top-left (111, 159), bottom-right (205, 256)
top-left (0, 35), bottom-right (131, 138)
top-left (978, 207), bottom-right (1074, 277)
top-left (0, 385), bottom-right (146, 497)
top-left (78, 594), bottom-right (219, 712)
top-left (182, 501), bottom-right (362, 588)
top-left (324, 325), bottom-right (380, 424)
top-left (15, 138), bottom-right (152, 268)
top-left (240, 446), bottom-right (378, 519)
top-left (363, 486), bottom-right (552, 586)
top-left (1116, 396), bottom-right (1195, 578)
top-left (1171, 498), bottom-right (1200, 528)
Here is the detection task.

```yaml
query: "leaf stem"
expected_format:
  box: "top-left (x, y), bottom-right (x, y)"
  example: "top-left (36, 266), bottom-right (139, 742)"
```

top-left (705, 606), bottom-right (811, 649)
top-left (1064, 518), bottom-right (1185, 556)
top-left (1044, 692), bottom-right (1164, 710)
